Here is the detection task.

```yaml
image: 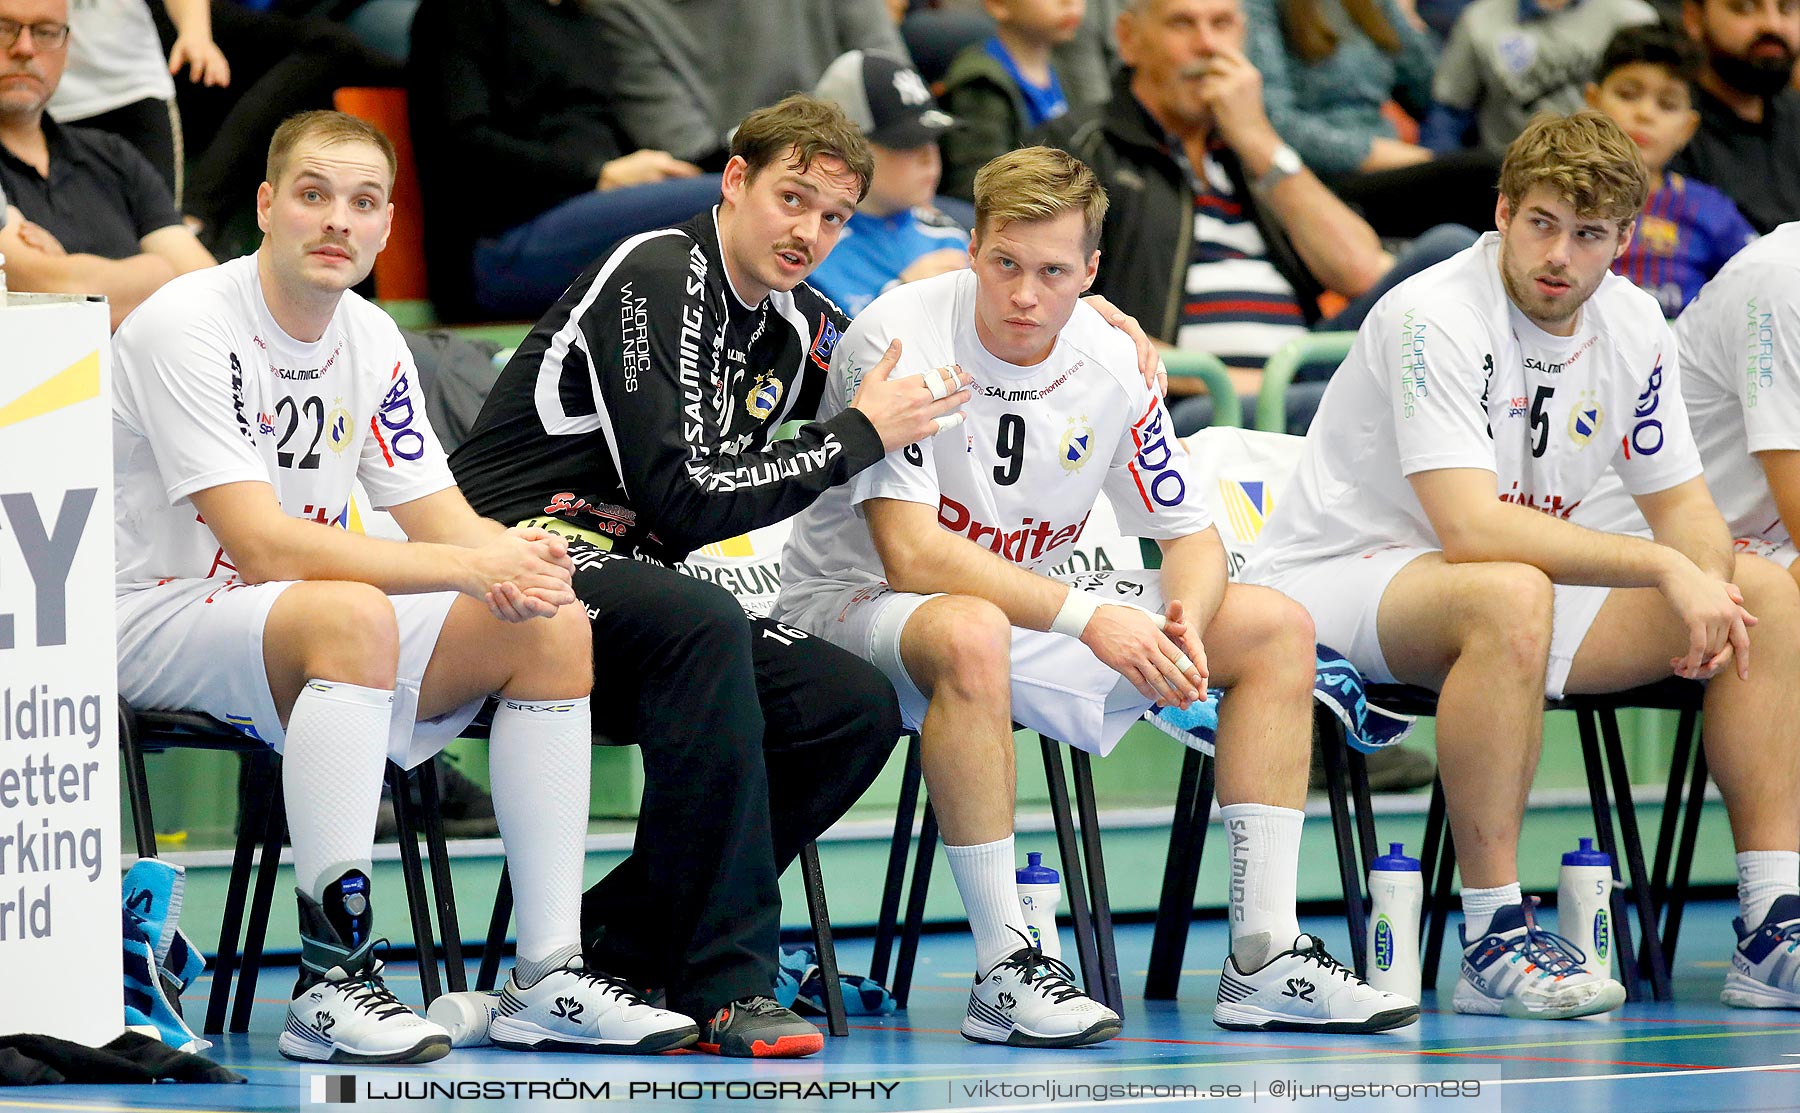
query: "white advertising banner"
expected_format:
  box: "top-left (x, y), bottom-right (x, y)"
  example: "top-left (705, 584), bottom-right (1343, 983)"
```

top-left (0, 295), bottom-right (121, 1044)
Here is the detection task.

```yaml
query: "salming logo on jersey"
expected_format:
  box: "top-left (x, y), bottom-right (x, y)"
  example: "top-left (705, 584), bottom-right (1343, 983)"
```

top-left (1125, 400), bottom-right (1187, 512)
top-left (936, 494), bottom-right (1091, 563)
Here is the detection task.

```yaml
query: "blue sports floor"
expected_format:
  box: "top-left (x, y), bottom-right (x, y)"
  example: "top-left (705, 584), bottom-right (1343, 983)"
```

top-left (8, 901), bottom-right (1799, 1112)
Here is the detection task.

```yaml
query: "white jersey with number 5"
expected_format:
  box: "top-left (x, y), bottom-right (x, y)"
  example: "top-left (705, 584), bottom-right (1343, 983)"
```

top-left (1243, 232), bottom-right (1701, 585)
top-left (776, 268), bottom-right (1211, 613)
top-left (113, 254), bottom-right (455, 592)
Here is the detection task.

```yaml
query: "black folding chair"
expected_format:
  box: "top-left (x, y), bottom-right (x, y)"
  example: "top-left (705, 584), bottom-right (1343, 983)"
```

top-left (119, 701), bottom-right (464, 1034)
top-left (866, 732), bottom-right (1123, 1016)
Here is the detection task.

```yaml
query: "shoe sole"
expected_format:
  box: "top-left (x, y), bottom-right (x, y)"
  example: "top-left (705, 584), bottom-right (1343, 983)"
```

top-left (277, 1032), bottom-right (451, 1064)
top-left (695, 1031), bottom-right (825, 1058)
top-left (1721, 970), bottom-right (1800, 1009)
top-left (1211, 1003), bottom-right (1419, 1033)
top-left (1452, 979), bottom-right (1627, 1020)
top-left (960, 1016), bottom-right (1123, 1048)
top-left (487, 1016), bottom-right (698, 1054)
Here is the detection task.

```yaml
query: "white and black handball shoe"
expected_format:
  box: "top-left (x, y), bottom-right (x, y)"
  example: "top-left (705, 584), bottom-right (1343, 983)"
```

top-left (961, 940), bottom-right (1121, 1048)
top-left (489, 948), bottom-right (699, 1054)
top-left (278, 874), bottom-right (449, 1063)
top-left (1213, 934), bottom-right (1419, 1033)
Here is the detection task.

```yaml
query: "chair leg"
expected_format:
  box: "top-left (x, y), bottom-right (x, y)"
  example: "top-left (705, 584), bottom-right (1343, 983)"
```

top-left (799, 843), bottom-right (848, 1038)
top-left (1319, 719), bottom-right (1368, 977)
top-left (477, 864), bottom-right (513, 993)
top-left (1070, 749), bottom-right (1122, 1015)
top-left (1663, 743), bottom-right (1709, 966)
top-left (1598, 708), bottom-right (1671, 1000)
top-left (1419, 777), bottom-right (1455, 993)
top-left (1041, 742), bottom-right (1103, 1004)
top-left (1347, 749), bottom-right (1380, 881)
top-left (892, 802), bottom-right (938, 1009)
top-left (1576, 709), bottom-right (1642, 1001)
top-left (231, 775), bottom-right (287, 1034)
top-left (1146, 748), bottom-right (1212, 1000)
top-left (118, 703), bottom-right (159, 859)
top-left (388, 764), bottom-right (442, 1004)
top-left (870, 735), bottom-right (922, 989)
top-left (1647, 708), bottom-right (1698, 923)
top-left (416, 761), bottom-right (467, 994)
top-left (205, 756), bottom-right (268, 1036)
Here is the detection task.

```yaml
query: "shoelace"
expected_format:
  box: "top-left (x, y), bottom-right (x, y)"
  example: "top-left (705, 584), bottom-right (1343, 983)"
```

top-left (1507, 923), bottom-right (1591, 978)
top-left (993, 949), bottom-right (1088, 1005)
top-left (733, 996), bottom-right (789, 1018)
top-left (331, 944), bottom-right (414, 1020)
top-left (1294, 936), bottom-right (1360, 983)
top-left (564, 967), bottom-right (647, 1006)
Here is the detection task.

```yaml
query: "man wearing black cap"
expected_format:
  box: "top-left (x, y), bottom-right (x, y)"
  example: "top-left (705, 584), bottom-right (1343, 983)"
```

top-left (808, 49), bottom-right (970, 317)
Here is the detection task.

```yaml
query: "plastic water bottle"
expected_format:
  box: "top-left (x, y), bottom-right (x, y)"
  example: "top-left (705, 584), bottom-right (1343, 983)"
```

top-left (0, 251), bottom-right (8, 308)
top-left (1558, 837), bottom-right (1614, 977)
top-left (427, 990), bottom-right (500, 1047)
top-left (1365, 842), bottom-right (1423, 1003)
top-left (1016, 851), bottom-right (1063, 960)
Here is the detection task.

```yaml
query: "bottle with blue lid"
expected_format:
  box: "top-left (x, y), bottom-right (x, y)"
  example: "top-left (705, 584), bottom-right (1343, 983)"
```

top-left (1366, 842), bottom-right (1422, 1003)
top-left (1016, 851), bottom-right (1063, 959)
top-left (1558, 837), bottom-right (1614, 977)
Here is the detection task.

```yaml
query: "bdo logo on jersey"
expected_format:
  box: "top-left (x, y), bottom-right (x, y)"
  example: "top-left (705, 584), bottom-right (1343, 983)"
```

top-left (745, 372), bottom-right (784, 421)
top-left (809, 315), bottom-right (841, 370)
top-left (1126, 401), bottom-right (1186, 511)
top-left (1567, 390), bottom-right (1602, 448)
top-left (1622, 354), bottom-right (1666, 457)
top-left (1059, 416), bottom-right (1094, 472)
top-left (326, 404), bottom-right (353, 454)
top-left (373, 361), bottom-right (426, 464)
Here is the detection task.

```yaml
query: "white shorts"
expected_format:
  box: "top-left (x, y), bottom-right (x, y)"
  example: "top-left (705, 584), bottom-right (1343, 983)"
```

top-left (117, 578), bottom-right (485, 770)
top-left (1735, 533), bottom-right (1799, 569)
top-left (776, 570), bottom-right (1165, 756)
top-left (1254, 546), bottom-right (1610, 700)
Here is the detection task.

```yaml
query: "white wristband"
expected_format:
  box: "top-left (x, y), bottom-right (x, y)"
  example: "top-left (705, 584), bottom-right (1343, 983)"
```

top-left (1051, 588), bottom-right (1103, 639)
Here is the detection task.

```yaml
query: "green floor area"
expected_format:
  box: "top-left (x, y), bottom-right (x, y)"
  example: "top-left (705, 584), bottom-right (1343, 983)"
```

top-left (132, 705), bottom-right (1733, 955)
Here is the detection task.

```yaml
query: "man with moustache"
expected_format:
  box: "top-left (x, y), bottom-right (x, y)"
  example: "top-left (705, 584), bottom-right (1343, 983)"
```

top-left (1673, 0), bottom-right (1800, 232)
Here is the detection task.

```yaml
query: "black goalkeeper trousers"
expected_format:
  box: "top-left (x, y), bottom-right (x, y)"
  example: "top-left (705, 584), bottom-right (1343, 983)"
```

top-left (568, 544), bottom-right (900, 1018)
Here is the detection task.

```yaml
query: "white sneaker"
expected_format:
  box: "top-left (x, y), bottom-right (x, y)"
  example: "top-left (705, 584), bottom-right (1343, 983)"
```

top-left (960, 945), bottom-right (1121, 1048)
top-left (1722, 894), bottom-right (1800, 1009)
top-left (1213, 934), bottom-right (1418, 1033)
top-left (1453, 899), bottom-right (1626, 1019)
top-left (489, 955), bottom-right (699, 1054)
top-left (277, 959), bottom-right (451, 1064)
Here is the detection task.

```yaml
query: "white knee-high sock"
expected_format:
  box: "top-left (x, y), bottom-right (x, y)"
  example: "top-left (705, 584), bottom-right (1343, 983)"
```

top-left (489, 696), bottom-right (592, 964)
top-left (944, 835), bottom-right (1032, 973)
top-left (1461, 882), bottom-right (1522, 941)
top-left (1737, 851), bottom-right (1800, 928)
top-left (282, 680), bottom-right (394, 901)
top-left (1219, 803), bottom-right (1304, 970)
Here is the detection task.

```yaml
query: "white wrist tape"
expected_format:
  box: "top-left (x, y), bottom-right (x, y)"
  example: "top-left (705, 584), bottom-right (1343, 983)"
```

top-left (1051, 588), bottom-right (1104, 638)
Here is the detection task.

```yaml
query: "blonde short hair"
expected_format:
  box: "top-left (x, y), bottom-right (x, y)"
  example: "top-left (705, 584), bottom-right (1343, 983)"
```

top-left (266, 110), bottom-right (398, 191)
top-left (1498, 110), bottom-right (1650, 233)
top-left (973, 147), bottom-right (1109, 252)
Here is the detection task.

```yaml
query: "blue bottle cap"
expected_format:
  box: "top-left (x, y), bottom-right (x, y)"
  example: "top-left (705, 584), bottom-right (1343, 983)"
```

top-left (1371, 842), bottom-right (1420, 872)
top-left (1016, 851), bottom-right (1060, 884)
top-left (1562, 836), bottom-right (1612, 867)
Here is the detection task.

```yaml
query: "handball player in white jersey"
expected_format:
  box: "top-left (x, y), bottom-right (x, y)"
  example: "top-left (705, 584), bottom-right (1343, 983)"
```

top-left (1242, 112), bottom-right (1800, 1018)
top-left (775, 147), bottom-right (1418, 1045)
top-left (112, 111), bottom-right (698, 1063)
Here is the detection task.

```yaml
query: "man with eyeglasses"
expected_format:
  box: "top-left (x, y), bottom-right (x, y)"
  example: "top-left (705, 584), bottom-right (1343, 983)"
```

top-left (0, 0), bottom-right (213, 329)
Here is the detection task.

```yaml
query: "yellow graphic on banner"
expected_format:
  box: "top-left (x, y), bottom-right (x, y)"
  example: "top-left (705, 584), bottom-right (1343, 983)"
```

top-left (1219, 478), bottom-right (1274, 545)
top-left (698, 534), bottom-right (755, 559)
top-left (0, 350), bottom-right (100, 431)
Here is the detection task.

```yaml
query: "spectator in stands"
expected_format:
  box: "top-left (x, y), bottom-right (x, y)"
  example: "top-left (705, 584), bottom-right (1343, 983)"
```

top-left (1055, 0), bottom-right (1129, 107)
top-left (1587, 23), bottom-right (1756, 315)
top-left (1246, 0), bottom-right (1503, 236)
top-left (1420, 0), bottom-right (1657, 155)
top-left (810, 49), bottom-right (969, 316)
top-left (590, 0), bottom-right (908, 168)
top-left (1670, 0), bottom-right (1800, 232)
top-left (0, 0), bottom-right (211, 328)
top-left (47, 0), bottom-right (227, 202)
top-left (1040, 0), bottom-right (1475, 433)
top-left (407, 0), bottom-right (722, 321)
top-left (939, 0), bottom-right (1084, 200)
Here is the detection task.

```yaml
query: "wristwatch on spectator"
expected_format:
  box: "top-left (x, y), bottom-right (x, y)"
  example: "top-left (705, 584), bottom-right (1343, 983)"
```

top-left (1254, 144), bottom-right (1303, 195)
